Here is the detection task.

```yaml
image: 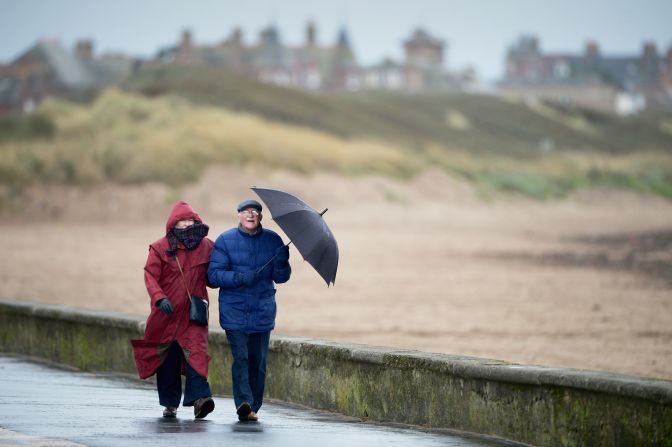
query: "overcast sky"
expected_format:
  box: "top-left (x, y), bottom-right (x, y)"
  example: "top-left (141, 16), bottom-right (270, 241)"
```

top-left (1, 0), bottom-right (671, 80)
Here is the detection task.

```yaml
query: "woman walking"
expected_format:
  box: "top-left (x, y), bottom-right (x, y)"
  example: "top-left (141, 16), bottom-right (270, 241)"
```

top-left (131, 201), bottom-right (215, 419)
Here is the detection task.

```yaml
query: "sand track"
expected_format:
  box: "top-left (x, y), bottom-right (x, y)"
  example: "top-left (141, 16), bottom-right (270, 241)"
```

top-left (2, 167), bottom-right (671, 379)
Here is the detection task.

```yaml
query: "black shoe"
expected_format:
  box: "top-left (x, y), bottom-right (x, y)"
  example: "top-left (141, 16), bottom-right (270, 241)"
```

top-left (163, 407), bottom-right (177, 418)
top-left (236, 402), bottom-right (252, 421)
top-left (194, 397), bottom-right (215, 419)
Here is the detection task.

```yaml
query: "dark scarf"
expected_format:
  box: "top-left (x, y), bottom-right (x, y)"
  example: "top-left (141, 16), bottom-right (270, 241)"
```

top-left (166, 222), bottom-right (209, 257)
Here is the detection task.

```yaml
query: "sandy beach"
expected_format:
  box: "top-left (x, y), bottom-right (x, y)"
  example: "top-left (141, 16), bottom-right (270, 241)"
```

top-left (2, 166), bottom-right (671, 380)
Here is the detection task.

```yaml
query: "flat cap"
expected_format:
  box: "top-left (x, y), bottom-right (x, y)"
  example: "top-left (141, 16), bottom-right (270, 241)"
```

top-left (237, 199), bottom-right (263, 212)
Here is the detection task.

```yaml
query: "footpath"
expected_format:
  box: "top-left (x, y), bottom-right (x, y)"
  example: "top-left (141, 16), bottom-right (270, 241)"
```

top-left (0, 356), bottom-right (517, 447)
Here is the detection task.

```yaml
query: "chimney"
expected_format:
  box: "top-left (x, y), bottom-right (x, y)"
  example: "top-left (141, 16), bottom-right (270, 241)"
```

top-left (176, 30), bottom-right (194, 65)
top-left (526, 36), bottom-right (539, 53)
top-left (306, 21), bottom-right (316, 47)
top-left (642, 41), bottom-right (657, 61)
top-left (229, 27), bottom-right (242, 45)
top-left (515, 35), bottom-right (540, 54)
top-left (75, 39), bottom-right (93, 60)
top-left (181, 30), bottom-right (192, 51)
top-left (584, 40), bottom-right (599, 61)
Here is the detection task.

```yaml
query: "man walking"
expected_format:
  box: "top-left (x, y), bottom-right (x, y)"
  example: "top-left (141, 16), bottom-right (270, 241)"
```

top-left (208, 199), bottom-right (291, 422)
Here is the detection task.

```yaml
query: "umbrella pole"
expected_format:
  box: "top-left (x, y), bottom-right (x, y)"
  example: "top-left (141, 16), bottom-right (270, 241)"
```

top-left (256, 241), bottom-right (293, 274)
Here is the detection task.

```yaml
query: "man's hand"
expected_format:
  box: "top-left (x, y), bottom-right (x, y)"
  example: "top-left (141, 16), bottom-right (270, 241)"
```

top-left (157, 298), bottom-right (173, 315)
top-left (234, 271), bottom-right (260, 287)
top-left (274, 245), bottom-right (290, 265)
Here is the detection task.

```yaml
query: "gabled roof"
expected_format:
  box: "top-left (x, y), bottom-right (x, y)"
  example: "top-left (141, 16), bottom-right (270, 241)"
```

top-left (25, 41), bottom-right (92, 88)
top-left (404, 29), bottom-right (443, 50)
top-left (538, 54), bottom-right (661, 89)
top-left (13, 40), bottom-right (133, 89)
top-left (506, 36), bottom-right (670, 90)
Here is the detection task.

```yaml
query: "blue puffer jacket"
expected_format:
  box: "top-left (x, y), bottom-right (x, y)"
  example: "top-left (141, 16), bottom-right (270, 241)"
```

top-left (207, 225), bottom-right (291, 333)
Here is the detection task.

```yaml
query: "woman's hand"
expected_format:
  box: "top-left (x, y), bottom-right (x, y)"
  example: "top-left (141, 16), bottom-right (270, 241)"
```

top-left (157, 298), bottom-right (173, 315)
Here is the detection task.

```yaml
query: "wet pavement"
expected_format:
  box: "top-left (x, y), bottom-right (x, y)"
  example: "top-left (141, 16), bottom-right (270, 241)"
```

top-left (0, 356), bottom-right (518, 447)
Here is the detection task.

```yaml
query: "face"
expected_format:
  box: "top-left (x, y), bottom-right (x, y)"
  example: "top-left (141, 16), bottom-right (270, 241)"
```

top-left (238, 208), bottom-right (261, 232)
top-left (174, 219), bottom-right (195, 229)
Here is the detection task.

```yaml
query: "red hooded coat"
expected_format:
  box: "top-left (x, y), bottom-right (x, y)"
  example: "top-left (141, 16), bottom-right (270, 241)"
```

top-left (131, 201), bottom-right (214, 379)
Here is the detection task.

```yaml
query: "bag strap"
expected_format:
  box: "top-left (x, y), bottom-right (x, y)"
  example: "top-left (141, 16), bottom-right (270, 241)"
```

top-left (174, 255), bottom-right (193, 304)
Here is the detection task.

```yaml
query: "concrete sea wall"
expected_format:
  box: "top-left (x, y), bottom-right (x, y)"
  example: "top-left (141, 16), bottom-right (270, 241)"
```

top-left (1, 299), bottom-right (670, 446)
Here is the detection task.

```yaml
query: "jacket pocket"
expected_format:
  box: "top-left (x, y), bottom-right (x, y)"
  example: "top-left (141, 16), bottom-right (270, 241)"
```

top-left (221, 294), bottom-right (247, 325)
top-left (257, 295), bottom-right (277, 328)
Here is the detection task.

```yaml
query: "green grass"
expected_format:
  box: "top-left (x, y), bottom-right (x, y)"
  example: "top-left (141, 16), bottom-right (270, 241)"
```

top-left (425, 146), bottom-right (672, 200)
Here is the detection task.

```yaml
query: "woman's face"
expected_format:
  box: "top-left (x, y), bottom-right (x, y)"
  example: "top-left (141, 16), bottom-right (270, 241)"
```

top-left (175, 219), bottom-right (195, 229)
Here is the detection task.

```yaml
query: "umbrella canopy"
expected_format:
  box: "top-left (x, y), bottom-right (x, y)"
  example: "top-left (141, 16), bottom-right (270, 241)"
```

top-left (252, 187), bottom-right (339, 286)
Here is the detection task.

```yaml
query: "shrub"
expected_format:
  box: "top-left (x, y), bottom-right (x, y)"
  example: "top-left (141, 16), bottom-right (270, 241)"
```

top-left (0, 113), bottom-right (55, 142)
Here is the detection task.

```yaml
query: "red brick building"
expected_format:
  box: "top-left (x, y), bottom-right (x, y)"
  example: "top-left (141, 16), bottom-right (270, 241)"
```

top-left (501, 35), bottom-right (672, 114)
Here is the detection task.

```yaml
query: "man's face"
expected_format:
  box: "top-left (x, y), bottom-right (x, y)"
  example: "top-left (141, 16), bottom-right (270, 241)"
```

top-left (238, 208), bottom-right (261, 232)
top-left (175, 219), bottom-right (195, 229)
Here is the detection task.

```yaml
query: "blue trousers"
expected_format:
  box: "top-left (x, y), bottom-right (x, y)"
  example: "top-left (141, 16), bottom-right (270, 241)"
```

top-left (157, 342), bottom-right (212, 407)
top-left (225, 330), bottom-right (270, 413)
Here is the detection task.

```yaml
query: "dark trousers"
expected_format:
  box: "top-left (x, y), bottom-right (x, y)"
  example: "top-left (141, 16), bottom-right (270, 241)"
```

top-left (225, 330), bottom-right (270, 413)
top-left (157, 342), bottom-right (212, 407)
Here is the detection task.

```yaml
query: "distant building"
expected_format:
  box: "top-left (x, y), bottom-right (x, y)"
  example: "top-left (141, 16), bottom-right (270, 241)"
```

top-left (361, 58), bottom-right (405, 90)
top-left (158, 23), bottom-right (361, 91)
top-left (359, 28), bottom-right (473, 92)
top-left (159, 25), bottom-right (473, 93)
top-left (0, 24), bottom-right (478, 115)
top-left (0, 39), bottom-right (136, 115)
top-left (500, 35), bottom-right (672, 114)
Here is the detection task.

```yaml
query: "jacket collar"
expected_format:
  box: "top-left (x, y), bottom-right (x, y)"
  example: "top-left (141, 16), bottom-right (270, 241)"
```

top-left (237, 223), bottom-right (263, 237)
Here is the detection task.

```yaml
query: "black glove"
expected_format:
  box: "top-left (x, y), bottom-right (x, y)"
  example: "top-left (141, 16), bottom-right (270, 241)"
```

top-left (157, 298), bottom-right (173, 315)
top-left (274, 245), bottom-right (290, 265)
top-left (234, 271), bottom-right (260, 287)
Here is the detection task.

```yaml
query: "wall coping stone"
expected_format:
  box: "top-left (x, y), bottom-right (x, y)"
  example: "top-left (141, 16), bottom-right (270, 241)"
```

top-left (2, 298), bottom-right (671, 405)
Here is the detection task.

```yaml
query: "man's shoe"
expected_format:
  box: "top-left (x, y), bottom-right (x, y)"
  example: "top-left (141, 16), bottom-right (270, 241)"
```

top-left (163, 407), bottom-right (177, 418)
top-left (247, 411), bottom-right (259, 422)
top-left (193, 397), bottom-right (215, 419)
top-left (236, 402), bottom-right (252, 421)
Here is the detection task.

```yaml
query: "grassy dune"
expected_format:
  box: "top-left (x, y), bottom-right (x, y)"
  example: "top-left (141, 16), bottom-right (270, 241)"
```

top-left (0, 89), bottom-right (422, 186)
top-left (1, 66), bottom-right (671, 199)
top-left (124, 66), bottom-right (672, 155)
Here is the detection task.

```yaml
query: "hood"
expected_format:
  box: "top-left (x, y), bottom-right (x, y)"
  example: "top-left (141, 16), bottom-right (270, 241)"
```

top-left (165, 201), bottom-right (202, 234)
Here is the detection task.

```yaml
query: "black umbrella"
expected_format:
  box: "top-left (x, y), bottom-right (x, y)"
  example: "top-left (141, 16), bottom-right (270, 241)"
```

top-left (252, 187), bottom-right (339, 286)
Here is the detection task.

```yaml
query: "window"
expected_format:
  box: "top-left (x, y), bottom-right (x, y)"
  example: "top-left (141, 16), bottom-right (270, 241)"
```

top-left (553, 61), bottom-right (570, 79)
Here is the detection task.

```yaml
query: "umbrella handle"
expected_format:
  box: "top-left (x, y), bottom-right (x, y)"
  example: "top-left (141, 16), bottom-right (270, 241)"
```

top-left (256, 241), bottom-right (293, 274)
